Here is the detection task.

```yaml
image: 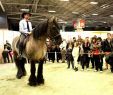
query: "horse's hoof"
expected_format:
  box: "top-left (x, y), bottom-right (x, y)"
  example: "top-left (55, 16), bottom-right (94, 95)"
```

top-left (27, 82), bottom-right (37, 86)
top-left (16, 75), bottom-right (22, 79)
top-left (37, 79), bottom-right (44, 85)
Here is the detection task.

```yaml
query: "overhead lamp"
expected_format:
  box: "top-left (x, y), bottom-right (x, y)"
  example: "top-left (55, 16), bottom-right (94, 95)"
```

top-left (58, 21), bottom-right (67, 24)
top-left (72, 12), bottom-right (79, 14)
top-left (103, 22), bottom-right (107, 23)
top-left (100, 4), bottom-right (110, 9)
top-left (110, 15), bottom-right (113, 17)
top-left (92, 13), bottom-right (98, 16)
top-left (20, 9), bottom-right (29, 12)
top-left (60, 0), bottom-right (69, 1)
top-left (90, 1), bottom-right (98, 5)
top-left (48, 10), bottom-right (56, 13)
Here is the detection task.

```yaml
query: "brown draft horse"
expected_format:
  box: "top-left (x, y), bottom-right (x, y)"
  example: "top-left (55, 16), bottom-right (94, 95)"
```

top-left (12, 17), bottom-right (62, 86)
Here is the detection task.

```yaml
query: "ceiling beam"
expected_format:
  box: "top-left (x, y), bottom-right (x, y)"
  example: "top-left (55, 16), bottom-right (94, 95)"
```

top-left (0, 1), bottom-right (5, 12)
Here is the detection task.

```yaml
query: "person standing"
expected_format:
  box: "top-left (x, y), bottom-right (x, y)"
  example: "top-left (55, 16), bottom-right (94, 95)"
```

top-left (4, 40), bottom-right (13, 62)
top-left (66, 40), bottom-right (74, 69)
top-left (91, 38), bottom-right (102, 72)
top-left (82, 37), bottom-right (90, 70)
top-left (102, 33), bottom-right (113, 69)
top-left (19, 12), bottom-right (32, 57)
top-left (72, 41), bottom-right (79, 71)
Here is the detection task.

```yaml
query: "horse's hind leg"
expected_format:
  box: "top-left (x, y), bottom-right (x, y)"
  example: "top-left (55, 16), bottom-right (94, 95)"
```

top-left (37, 59), bottom-right (44, 85)
top-left (28, 60), bottom-right (37, 86)
top-left (21, 58), bottom-right (27, 76)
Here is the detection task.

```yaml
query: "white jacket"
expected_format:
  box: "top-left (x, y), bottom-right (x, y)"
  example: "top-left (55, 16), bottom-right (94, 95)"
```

top-left (72, 46), bottom-right (79, 57)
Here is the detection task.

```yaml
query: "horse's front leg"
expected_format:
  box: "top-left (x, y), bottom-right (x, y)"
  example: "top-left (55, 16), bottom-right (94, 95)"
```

top-left (28, 60), bottom-right (37, 86)
top-left (37, 59), bottom-right (44, 85)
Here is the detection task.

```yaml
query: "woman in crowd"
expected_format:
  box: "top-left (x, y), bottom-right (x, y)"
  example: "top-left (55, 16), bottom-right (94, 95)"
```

top-left (72, 41), bottom-right (79, 71)
top-left (66, 40), bottom-right (74, 69)
top-left (82, 37), bottom-right (91, 70)
top-left (90, 38), bottom-right (103, 72)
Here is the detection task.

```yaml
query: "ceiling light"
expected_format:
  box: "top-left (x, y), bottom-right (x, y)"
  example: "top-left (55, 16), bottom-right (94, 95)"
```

top-left (110, 15), bottom-right (113, 17)
top-left (92, 13), bottom-right (98, 16)
top-left (72, 12), bottom-right (79, 14)
top-left (100, 4), bottom-right (110, 9)
top-left (103, 22), bottom-right (107, 23)
top-left (48, 10), bottom-right (56, 13)
top-left (60, 0), bottom-right (69, 1)
top-left (20, 9), bottom-right (29, 12)
top-left (90, 2), bottom-right (98, 5)
top-left (58, 21), bottom-right (67, 24)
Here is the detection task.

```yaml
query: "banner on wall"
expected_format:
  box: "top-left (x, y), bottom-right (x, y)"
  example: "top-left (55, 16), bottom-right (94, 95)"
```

top-left (73, 21), bottom-right (76, 29)
top-left (80, 19), bottom-right (85, 28)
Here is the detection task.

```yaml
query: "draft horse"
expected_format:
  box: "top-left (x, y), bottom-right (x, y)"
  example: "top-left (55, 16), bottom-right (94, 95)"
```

top-left (12, 17), bottom-right (62, 86)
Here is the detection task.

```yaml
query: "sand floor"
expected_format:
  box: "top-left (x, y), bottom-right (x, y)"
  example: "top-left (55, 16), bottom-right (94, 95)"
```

top-left (0, 62), bottom-right (113, 95)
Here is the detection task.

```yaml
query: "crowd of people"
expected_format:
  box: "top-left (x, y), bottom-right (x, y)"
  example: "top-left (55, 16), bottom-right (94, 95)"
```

top-left (46, 33), bottom-right (113, 73)
top-left (1, 33), bottom-right (113, 73)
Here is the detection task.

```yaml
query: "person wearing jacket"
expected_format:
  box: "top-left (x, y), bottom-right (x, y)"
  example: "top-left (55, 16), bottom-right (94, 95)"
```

top-left (102, 33), bottom-right (113, 69)
top-left (72, 41), bottom-right (79, 71)
top-left (66, 40), bottom-right (74, 69)
top-left (91, 38), bottom-right (102, 72)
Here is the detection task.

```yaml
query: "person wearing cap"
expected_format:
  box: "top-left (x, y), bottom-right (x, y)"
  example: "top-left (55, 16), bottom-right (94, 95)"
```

top-left (19, 12), bottom-right (32, 57)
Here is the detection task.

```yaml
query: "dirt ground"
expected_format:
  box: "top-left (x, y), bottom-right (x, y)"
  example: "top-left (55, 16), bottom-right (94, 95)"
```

top-left (0, 62), bottom-right (113, 95)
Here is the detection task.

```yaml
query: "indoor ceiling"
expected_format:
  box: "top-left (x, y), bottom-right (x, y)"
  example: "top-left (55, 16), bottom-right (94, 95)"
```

top-left (1, 0), bottom-right (113, 27)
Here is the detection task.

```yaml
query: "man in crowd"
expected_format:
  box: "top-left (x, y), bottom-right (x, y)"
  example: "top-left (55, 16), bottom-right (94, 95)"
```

top-left (102, 33), bottom-right (113, 69)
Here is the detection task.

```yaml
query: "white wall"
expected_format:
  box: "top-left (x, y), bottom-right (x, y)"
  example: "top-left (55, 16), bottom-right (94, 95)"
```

top-left (0, 29), bottom-right (20, 48)
top-left (0, 30), bottom-right (112, 48)
top-left (60, 31), bottom-right (113, 41)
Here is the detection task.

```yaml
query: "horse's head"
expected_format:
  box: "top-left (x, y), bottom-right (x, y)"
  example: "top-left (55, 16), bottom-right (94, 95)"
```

top-left (47, 16), bottom-right (62, 45)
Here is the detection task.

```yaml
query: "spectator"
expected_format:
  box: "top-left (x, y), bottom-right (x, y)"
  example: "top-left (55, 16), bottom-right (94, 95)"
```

top-left (66, 41), bottom-right (74, 69)
top-left (90, 38), bottom-right (102, 72)
top-left (2, 45), bottom-right (10, 63)
top-left (82, 37), bottom-right (91, 70)
top-left (72, 41), bottom-right (79, 71)
top-left (4, 40), bottom-right (13, 62)
top-left (102, 33), bottom-right (113, 69)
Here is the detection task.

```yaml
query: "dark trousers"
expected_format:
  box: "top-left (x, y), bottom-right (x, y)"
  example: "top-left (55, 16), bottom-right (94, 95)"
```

top-left (2, 51), bottom-right (10, 63)
top-left (80, 54), bottom-right (90, 69)
top-left (90, 57), bottom-right (95, 68)
top-left (93, 55), bottom-right (102, 71)
top-left (67, 60), bottom-right (74, 69)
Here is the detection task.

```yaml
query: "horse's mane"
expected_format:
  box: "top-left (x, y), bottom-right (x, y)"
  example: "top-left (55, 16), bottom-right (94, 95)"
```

top-left (32, 20), bottom-right (48, 39)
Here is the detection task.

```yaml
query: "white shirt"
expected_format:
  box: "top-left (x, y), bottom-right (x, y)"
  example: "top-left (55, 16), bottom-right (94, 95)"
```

top-left (60, 41), bottom-right (67, 50)
top-left (19, 19), bottom-right (32, 34)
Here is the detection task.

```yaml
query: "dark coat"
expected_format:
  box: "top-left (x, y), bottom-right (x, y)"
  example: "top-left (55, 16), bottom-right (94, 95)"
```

top-left (102, 39), bottom-right (113, 52)
top-left (66, 49), bottom-right (74, 61)
top-left (105, 52), bottom-right (113, 65)
top-left (82, 42), bottom-right (90, 53)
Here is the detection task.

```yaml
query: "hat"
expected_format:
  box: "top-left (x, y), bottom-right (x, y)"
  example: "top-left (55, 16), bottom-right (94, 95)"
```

top-left (21, 12), bottom-right (31, 18)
